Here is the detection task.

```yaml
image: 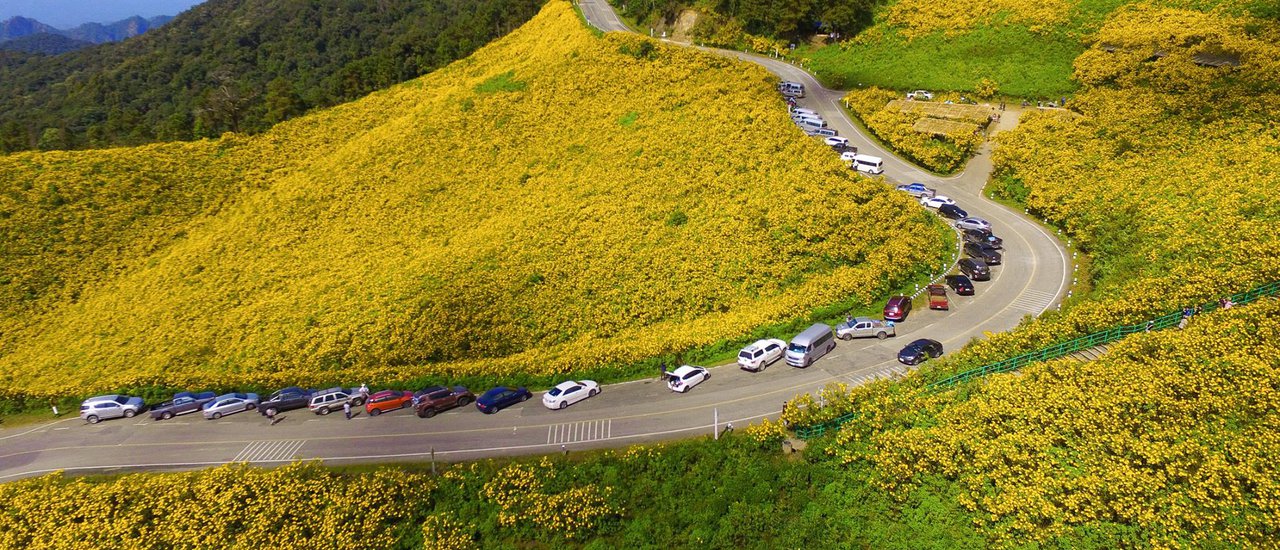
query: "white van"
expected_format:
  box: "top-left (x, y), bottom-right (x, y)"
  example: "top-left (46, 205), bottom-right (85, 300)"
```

top-left (790, 108), bottom-right (818, 117)
top-left (809, 127), bottom-right (838, 137)
top-left (851, 154), bottom-right (884, 175)
top-left (785, 323), bottom-right (837, 367)
top-left (798, 117), bottom-right (827, 129)
top-left (779, 81), bottom-right (805, 98)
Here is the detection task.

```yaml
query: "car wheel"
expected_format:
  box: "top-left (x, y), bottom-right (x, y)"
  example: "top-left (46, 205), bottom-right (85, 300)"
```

top-left (422, 408), bottom-right (437, 418)
top-left (589, 388), bottom-right (599, 397)
top-left (521, 393), bottom-right (530, 402)
top-left (559, 401), bottom-right (568, 409)
top-left (840, 333), bottom-right (852, 341)
top-left (161, 411), bottom-right (174, 420)
top-left (370, 408), bottom-right (381, 417)
top-left (876, 331), bottom-right (887, 339)
top-left (458, 397), bottom-right (472, 407)
top-left (124, 409), bottom-right (136, 418)
top-left (86, 415), bottom-right (100, 424)
top-left (352, 398), bottom-right (365, 406)
top-left (318, 407), bottom-right (330, 415)
top-left (246, 403), bottom-right (256, 410)
top-left (212, 412), bottom-right (222, 420)
top-left (265, 408), bottom-right (278, 417)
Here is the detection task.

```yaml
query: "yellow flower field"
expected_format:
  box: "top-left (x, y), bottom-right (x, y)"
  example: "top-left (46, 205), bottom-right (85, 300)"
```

top-left (0, 1), bottom-right (945, 402)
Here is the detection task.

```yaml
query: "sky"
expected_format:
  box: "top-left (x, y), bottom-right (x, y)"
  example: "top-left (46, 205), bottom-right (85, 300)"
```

top-left (0, 0), bottom-right (204, 29)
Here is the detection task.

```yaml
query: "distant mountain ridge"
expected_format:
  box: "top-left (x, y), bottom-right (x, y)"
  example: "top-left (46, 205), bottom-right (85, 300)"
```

top-left (0, 14), bottom-right (172, 53)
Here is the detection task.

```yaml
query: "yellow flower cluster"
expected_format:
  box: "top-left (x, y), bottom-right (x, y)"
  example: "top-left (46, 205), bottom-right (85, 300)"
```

top-left (480, 458), bottom-right (620, 539)
top-left (0, 462), bottom-right (434, 549)
top-left (843, 87), bottom-right (985, 173)
top-left (0, 2), bottom-right (945, 401)
top-left (885, 0), bottom-right (1070, 39)
top-left (869, 301), bottom-right (1280, 546)
top-left (421, 510), bottom-right (473, 550)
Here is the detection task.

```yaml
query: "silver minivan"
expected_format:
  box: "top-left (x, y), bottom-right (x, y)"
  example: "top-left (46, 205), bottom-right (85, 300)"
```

top-left (80, 394), bottom-right (146, 424)
top-left (785, 323), bottom-right (837, 367)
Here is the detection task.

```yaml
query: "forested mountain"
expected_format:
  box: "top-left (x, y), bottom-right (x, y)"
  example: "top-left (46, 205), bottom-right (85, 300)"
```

top-left (613, 0), bottom-right (879, 38)
top-left (0, 0), bottom-right (545, 152)
top-left (0, 33), bottom-right (93, 55)
top-left (0, 15), bottom-right (172, 50)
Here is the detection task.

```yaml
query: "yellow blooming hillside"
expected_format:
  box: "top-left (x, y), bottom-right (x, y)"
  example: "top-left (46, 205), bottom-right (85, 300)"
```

top-left (0, 1), bottom-right (944, 401)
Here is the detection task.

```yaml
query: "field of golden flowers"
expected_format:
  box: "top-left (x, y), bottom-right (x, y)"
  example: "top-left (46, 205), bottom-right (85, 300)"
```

top-left (0, 2), bottom-right (945, 407)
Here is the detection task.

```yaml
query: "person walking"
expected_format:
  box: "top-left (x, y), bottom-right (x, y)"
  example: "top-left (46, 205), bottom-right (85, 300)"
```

top-left (344, 401), bottom-right (352, 420)
top-left (267, 407), bottom-right (277, 425)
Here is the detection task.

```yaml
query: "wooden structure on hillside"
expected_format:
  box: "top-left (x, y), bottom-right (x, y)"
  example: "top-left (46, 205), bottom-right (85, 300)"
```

top-left (912, 117), bottom-right (980, 137)
top-left (888, 100), bottom-right (994, 124)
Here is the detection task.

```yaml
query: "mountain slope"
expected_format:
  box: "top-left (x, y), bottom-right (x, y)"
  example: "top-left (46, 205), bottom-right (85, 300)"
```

top-left (0, 0), bottom-right (546, 153)
top-left (0, 33), bottom-right (93, 55)
top-left (0, 1), bottom-right (945, 402)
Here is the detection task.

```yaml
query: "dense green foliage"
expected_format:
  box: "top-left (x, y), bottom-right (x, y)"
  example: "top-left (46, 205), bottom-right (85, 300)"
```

top-left (0, 0), bottom-right (544, 153)
top-left (610, 0), bottom-right (880, 38)
top-left (0, 33), bottom-right (93, 55)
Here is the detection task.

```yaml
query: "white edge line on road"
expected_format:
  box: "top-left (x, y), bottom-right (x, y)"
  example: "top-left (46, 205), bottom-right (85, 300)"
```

top-left (0, 417), bottom-right (78, 441)
top-left (0, 410), bottom-right (778, 481)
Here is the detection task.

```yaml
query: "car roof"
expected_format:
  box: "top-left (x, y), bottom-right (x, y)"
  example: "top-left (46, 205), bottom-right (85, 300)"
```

top-left (553, 381), bottom-right (581, 390)
top-left (672, 365), bottom-right (701, 375)
top-left (887, 295), bottom-right (909, 304)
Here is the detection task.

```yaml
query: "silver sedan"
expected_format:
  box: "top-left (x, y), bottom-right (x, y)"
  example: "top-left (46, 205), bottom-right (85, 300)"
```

top-left (202, 393), bottom-right (260, 420)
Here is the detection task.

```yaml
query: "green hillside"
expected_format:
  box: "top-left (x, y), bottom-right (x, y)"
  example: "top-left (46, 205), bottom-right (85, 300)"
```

top-left (0, 1), bottom-right (945, 406)
top-left (0, 0), bottom-right (545, 153)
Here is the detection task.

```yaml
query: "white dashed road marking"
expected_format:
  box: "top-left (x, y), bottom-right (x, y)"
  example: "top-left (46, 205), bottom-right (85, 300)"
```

top-left (232, 440), bottom-right (305, 463)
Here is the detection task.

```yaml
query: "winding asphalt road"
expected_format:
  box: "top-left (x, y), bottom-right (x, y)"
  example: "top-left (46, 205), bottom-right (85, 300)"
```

top-left (0, 3), bottom-right (1070, 481)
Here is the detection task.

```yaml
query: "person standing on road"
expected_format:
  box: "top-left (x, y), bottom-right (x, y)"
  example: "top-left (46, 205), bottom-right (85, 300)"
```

top-left (267, 407), bottom-right (277, 425)
top-left (344, 401), bottom-right (352, 420)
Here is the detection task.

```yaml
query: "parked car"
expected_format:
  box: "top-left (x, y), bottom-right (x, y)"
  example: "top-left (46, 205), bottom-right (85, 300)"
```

top-left (365, 390), bottom-right (415, 416)
top-left (896, 182), bottom-right (936, 198)
top-left (835, 317), bottom-right (896, 340)
top-left (308, 387), bottom-right (366, 415)
top-left (926, 284), bottom-right (949, 310)
top-left (907, 90), bottom-right (934, 100)
top-left (737, 338), bottom-right (787, 371)
top-left (80, 395), bottom-right (146, 424)
top-left (938, 204), bottom-right (968, 220)
top-left (883, 295), bottom-right (912, 322)
top-left (542, 380), bottom-right (600, 410)
top-left (666, 365), bottom-right (710, 393)
top-left (202, 393), bottom-right (259, 420)
top-left (963, 228), bottom-right (1003, 249)
top-left (958, 258), bottom-right (991, 281)
top-left (476, 387), bottom-right (532, 414)
top-left (414, 386), bottom-right (475, 418)
top-left (824, 136), bottom-right (848, 148)
top-left (259, 387), bottom-right (314, 417)
top-left (964, 242), bottom-right (1003, 265)
top-left (919, 195), bottom-right (955, 209)
top-left (955, 217), bottom-right (992, 231)
top-left (898, 339), bottom-right (943, 365)
top-left (150, 391), bottom-right (217, 420)
top-left (945, 274), bottom-right (975, 295)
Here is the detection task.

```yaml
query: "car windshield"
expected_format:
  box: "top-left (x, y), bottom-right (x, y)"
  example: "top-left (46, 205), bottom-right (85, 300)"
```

top-left (788, 343), bottom-right (807, 353)
top-left (548, 388), bottom-right (562, 397)
top-left (114, 396), bottom-right (129, 404)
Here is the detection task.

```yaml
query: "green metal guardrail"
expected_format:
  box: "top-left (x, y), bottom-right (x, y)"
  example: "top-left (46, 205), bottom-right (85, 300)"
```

top-left (793, 280), bottom-right (1280, 439)
top-left (927, 279), bottom-right (1280, 390)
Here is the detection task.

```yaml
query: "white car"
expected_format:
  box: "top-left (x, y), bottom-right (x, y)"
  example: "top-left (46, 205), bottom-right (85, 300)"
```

top-left (839, 151), bottom-right (859, 163)
top-left (823, 136), bottom-right (848, 148)
top-left (542, 380), bottom-right (600, 410)
top-left (737, 338), bottom-right (786, 372)
top-left (919, 195), bottom-right (956, 209)
top-left (907, 90), bottom-right (934, 100)
top-left (955, 217), bottom-right (992, 231)
top-left (666, 365), bottom-right (709, 393)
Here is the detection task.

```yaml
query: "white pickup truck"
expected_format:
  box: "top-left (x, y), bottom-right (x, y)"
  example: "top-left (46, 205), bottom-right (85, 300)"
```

top-left (835, 317), bottom-right (896, 340)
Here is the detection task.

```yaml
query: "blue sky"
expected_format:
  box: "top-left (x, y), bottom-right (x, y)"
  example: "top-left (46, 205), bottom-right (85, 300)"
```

top-left (0, 0), bottom-right (204, 29)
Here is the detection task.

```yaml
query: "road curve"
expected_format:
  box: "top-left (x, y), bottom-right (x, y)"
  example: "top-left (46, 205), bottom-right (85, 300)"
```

top-left (0, 2), bottom-right (1069, 481)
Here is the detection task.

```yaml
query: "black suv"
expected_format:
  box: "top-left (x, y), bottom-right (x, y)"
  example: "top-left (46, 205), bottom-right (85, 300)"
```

top-left (964, 242), bottom-right (1003, 265)
top-left (938, 204), bottom-right (968, 220)
top-left (259, 386), bottom-right (314, 416)
top-left (945, 274), bottom-right (975, 295)
top-left (958, 258), bottom-right (990, 281)
top-left (963, 228), bottom-right (1003, 249)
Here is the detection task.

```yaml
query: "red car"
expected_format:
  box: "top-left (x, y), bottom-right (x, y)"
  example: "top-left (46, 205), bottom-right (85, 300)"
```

top-left (365, 390), bottom-right (414, 416)
top-left (883, 295), bottom-right (912, 322)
